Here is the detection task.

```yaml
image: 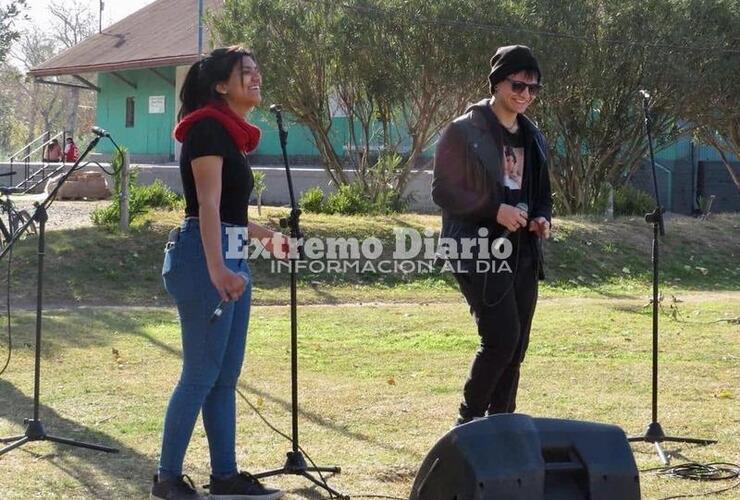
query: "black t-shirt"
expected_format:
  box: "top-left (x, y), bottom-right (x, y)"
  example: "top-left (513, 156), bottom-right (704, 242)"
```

top-left (479, 103), bottom-right (527, 206)
top-left (180, 118), bottom-right (254, 226)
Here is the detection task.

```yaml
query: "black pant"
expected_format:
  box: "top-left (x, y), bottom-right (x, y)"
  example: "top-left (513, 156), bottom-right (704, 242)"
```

top-left (454, 248), bottom-right (539, 418)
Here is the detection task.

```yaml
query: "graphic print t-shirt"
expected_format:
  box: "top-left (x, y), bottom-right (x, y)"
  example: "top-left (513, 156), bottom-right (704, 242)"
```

top-left (502, 127), bottom-right (525, 205)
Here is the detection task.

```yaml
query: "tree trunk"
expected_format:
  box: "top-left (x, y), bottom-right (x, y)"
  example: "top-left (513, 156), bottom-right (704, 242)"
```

top-left (702, 129), bottom-right (740, 189)
top-left (120, 152), bottom-right (130, 232)
top-left (23, 84), bottom-right (40, 155)
top-left (65, 87), bottom-right (80, 137)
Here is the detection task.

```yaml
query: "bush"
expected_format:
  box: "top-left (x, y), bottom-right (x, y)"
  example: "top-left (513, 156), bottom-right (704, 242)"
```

top-left (90, 191), bottom-right (148, 226)
top-left (299, 151), bottom-right (409, 216)
top-left (92, 182), bottom-right (179, 227)
top-left (299, 186), bottom-right (327, 213)
top-left (135, 179), bottom-right (183, 209)
top-left (253, 171), bottom-right (267, 215)
top-left (325, 183), bottom-right (372, 215)
top-left (614, 185), bottom-right (654, 216)
top-left (91, 150), bottom-right (182, 227)
top-left (366, 151), bottom-right (409, 214)
top-left (299, 181), bottom-right (408, 216)
top-left (90, 204), bottom-right (117, 226)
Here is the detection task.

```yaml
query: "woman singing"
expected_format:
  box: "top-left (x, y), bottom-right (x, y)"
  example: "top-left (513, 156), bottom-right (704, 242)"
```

top-left (151, 46), bottom-right (286, 500)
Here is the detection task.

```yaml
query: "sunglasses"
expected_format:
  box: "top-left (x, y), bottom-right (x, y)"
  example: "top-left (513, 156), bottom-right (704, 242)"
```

top-left (506, 78), bottom-right (543, 96)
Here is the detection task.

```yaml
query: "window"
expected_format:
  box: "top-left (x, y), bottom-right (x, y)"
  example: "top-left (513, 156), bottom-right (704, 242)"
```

top-left (125, 97), bottom-right (135, 128)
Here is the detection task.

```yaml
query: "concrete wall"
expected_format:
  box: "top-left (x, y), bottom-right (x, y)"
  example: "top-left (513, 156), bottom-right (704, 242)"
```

top-left (4, 156), bottom-right (733, 216)
top-left (133, 164), bottom-right (438, 212)
top-left (0, 160), bottom-right (438, 211)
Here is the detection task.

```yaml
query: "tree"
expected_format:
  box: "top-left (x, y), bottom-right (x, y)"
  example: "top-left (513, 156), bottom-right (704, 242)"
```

top-left (340, 0), bottom-right (500, 194)
top-left (212, 0), bottom-right (737, 213)
top-left (12, 31), bottom-right (65, 150)
top-left (48, 0), bottom-right (96, 137)
top-left (212, 0), bottom-right (348, 185)
top-left (0, 0), bottom-right (26, 63)
top-left (211, 0), bottom-right (500, 204)
top-left (667, 0), bottom-right (739, 189)
top-left (0, 63), bottom-right (27, 155)
top-left (1, 0), bottom-right (96, 158)
top-left (510, 0), bottom-right (693, 213)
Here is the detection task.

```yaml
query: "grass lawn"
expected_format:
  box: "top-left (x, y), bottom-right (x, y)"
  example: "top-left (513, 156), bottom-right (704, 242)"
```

top-left (0, 294), bottom-right (737, 499)
top-left (3, 208), bottom-right (739, 307)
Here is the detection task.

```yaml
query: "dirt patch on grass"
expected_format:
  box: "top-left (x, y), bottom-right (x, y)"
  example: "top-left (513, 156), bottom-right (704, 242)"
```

top-left (13, 198), bottom-right (109, 231)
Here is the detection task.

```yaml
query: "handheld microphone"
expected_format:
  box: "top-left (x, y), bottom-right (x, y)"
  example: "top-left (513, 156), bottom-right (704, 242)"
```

top-left (210, 272), bottom-right (250, 323)
top-left (494, 202), bottom-right (529, 253)
top-left (269, 104), bottom-right (282, 114)
top-left (91, 126), bottom-right (110, 137)
top-left (638, 89), bottom-right (651, 100)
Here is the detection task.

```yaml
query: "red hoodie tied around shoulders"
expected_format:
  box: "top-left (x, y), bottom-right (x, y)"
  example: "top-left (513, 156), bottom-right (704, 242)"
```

top-left (173, 103), bottom-right (261, 153)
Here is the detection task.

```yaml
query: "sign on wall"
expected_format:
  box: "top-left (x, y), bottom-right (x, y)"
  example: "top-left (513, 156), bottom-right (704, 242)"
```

top-left (149, 96), bottom-right (166, 114)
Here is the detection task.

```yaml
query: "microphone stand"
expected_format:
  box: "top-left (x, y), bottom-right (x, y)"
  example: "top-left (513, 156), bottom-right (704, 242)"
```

top-left (253, 106), bottom-right (346, 498)
top-left (0, 134), bottom-right (118, 457)
top-left (626, 92), bottom-right (715, 464)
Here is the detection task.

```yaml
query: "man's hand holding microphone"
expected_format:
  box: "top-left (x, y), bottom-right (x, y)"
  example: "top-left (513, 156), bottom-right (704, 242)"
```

top-left (496, 203), bottom-right (550, 239)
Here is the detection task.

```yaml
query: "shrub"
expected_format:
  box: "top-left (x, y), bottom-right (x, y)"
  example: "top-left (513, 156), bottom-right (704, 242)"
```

top-left (91, 148), bottom-right (181, 227)
top-left (135, 179), bottom-right (182, 209)
top-left (299, 186), bottom-right (326, 213)
top-left (253, 171), bottom-right (267, 215)
top-left (325, 183), bottom-right (371, 215)
top-left (365, 151), bottom-right (409, 214)
top-left (614, 185), bottom-right (654, 216)
top-left (90, 190), bottom-right (148, 226)
top-left (299, 150), bottom-right (409, 216)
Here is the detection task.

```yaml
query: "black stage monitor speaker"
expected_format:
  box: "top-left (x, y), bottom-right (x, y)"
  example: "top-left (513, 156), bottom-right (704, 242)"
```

top-left (410, 413), bottom-right (640, 500)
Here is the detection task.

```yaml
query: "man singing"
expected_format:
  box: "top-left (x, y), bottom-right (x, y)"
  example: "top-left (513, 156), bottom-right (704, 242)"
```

top-left (432, 45), bottom-right (552, 425)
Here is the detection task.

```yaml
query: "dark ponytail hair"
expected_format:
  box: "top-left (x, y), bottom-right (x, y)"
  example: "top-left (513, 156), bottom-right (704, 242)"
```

top-left (178, 45), bottom-right (255, 120)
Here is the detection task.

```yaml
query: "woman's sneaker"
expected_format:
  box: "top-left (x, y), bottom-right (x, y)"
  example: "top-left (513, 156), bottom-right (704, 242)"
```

top-left (208, 471), bottom-right (284, 499)
top-left (151, 474), bottom-right (207, 499)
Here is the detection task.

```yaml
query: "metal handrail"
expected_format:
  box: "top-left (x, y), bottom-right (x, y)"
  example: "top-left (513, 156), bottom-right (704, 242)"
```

top-left (19, 163), bottom-right (68, 195)
top-left (7, 131), bottom-right (51, 161)
top-left (13, 132), bottom-right (64, 163)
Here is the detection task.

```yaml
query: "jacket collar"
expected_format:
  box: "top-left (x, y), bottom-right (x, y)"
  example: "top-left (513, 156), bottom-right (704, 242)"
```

top-left (464, 97), bottom-right (547, 163)
top-left (465, 97), bottom-right (541, 136)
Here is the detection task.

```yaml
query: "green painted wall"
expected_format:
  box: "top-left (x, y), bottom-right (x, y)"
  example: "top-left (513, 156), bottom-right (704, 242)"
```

top-left (94, 65), bottom-right (328, 160)
top-left (94, 65), bottom-right (719, 165)
top-left (656, 138), bottom-right (690, 162)
top-left (95, 67), bottom-right (177, 159)
top-left (249, 108), bottom-right (345, 158)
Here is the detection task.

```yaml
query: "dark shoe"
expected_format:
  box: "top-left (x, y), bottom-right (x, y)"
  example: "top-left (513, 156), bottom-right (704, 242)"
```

top-left (452, 416), bottom-right (472, 428)
top-left (208, 471), bottom-right (284, 499)
top-left (151, 474), bottom-right (207, 499)
top-left (452, 415), bottom-right (484, 429)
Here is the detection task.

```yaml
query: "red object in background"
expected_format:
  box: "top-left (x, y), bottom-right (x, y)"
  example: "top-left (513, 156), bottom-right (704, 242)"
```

top-left (64, 141), bottom-right (79, 162)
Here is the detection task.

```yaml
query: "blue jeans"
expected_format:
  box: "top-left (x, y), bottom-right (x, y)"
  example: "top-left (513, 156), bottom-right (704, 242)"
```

top-left (158, 218), bottom-right (252, 479)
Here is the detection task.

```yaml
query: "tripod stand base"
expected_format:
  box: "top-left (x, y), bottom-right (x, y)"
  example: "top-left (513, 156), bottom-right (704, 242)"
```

top-left (0, 419), bottom-right (118, 457)
top-left (255, 451), bottom-right (347, 498)
top-left (628, 422), bottom-right (716, 465)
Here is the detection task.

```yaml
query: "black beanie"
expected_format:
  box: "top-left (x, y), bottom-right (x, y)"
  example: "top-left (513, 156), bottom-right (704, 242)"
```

top-left (488, 45), bottom-right (541, 94)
